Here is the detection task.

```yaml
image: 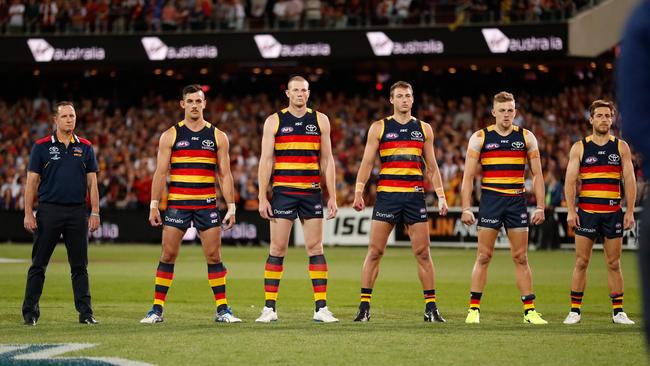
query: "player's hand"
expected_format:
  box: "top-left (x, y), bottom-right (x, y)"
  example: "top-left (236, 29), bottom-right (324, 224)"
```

top-left (438, 198), bottom-right (449, 216)
top-left (352, 193), bottom-right (365, 212)
top-left (258, 198), bottom-right (273, 220)
top-left (461, 210), bottom-right (476, 225)
top-left (222, 204), bottom-right (236, 230)
top-left (149, 208), bottom-right (163, 227)
top-left (88, 215), bottom-right (100, 232)
top-left (24, 213), bottom-right (37, 233)
top-left (624, 211), bottom-right (635, 230)
top-left (531, 208), bottom-right (545, 225)
top-left (326, 198), bottom-right (338, 220)
top-left (567, 210), bottom-right (580, 229)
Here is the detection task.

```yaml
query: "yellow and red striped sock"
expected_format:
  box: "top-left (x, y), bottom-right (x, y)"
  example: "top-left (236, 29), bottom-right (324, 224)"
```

top-left (264, 255), bottom-right (284, 310)
top-left (424, 289), bottom-right (437, 310)
top-left (469, 291), bottom-right (482, 311)
top-left (153, 262), bottom-right (174, 314)
top-left (522, 294), bottom-right (536, 315)
top-left (610, 292), bottom-right (624, 315)
top-left (360, 288), bottom-right (372, 309)
top-left (208, 262), bottom-right (228, 313)
top-left (309, 255), bottom-right (328, 311)
top-left (570, 291), bottom-right (584, 314)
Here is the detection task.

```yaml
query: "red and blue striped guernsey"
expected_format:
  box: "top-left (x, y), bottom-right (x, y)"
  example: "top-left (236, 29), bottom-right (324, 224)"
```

top-left (273, 108), bottom-right (321, 191)
top-left (377, 117), bottom-right (426, 193)
top-left (167, 120), bottom-right (219, 210)
top-left (479, 125), bottom-right (528, 196)
top-left (578, 135), bottom-right (622, 213)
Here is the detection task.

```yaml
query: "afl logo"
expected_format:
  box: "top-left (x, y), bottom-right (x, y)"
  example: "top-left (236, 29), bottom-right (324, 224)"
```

top-left (209, 212), bottom-right (219, 219)
top-left (175, 140), bottom-right (190, 148)
top-left (280, 126), bottom-right (294, 134)
top-left (306, 124), bottom-right (317, 132)
top-left (511, 141), bottom-right (525, 149)
top-left (48, 146), bottom-right (59, 153)
top-left (411, 131), bottom-right (423, 139)
top-left (202, 140), bottom-right (215, 148)
top-left (385, 132), bottom-right (399, 139)
top-left (585, 156), bottom-right (598, 164)
top-left (485, 143), bottom-right (500, 150)
top-left (520, 213), bottom-right (528, 219)
top-left (608, 154), bottom-right (620, 162)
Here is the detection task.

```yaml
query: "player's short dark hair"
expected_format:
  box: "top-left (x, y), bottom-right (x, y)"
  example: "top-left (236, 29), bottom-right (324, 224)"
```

top-left (589, 99), bottom-right (615, 117)
top-left (287, 75), bottom-right (308, 89)
top-left (493, 91), bottom-right (515, 104)
top-left (54, 101), bottom-right (74, 115)
top-left (390, 81), bottom-right (413, 98)
top-left (182, 84), bottom-right (204, 99)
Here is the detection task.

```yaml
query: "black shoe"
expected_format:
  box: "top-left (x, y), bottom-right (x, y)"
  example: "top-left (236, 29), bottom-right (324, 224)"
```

top-left (23, 316), bottom-right (37, 326)
top-left (80, 316), bottom-right (98, 324)
top-left (354, 307), bottom-right (371, 322)
top-left (424, 308), bottom-right (446, 323)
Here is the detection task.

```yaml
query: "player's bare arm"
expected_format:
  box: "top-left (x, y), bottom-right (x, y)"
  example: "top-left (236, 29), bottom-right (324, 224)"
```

top-left (318, 112), bottom-right (338, 220)
top-left (422, 122), bottom-right (448, 216)
top-left (526, 130), bottom-right (545, 225)
top-left (149, 128), bottom-right (174, 227)
top-left (620, 140), bottom-right (637, 230)
top-left (216, 129), bottom-right (236, 230)
top-left (353, 121), bottom-right (382, 212)
top-left (86, 172), bottom-right (100, 232)
top-left (258, 113), bottom-right (279, 220)
top-left (564, 141), bottom-right (582, 229)
top-left (460, 130), bottom-right (482, 225)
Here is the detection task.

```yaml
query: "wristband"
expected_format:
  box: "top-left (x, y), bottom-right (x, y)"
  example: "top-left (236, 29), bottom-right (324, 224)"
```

top-left (355, 182), bottom-right (365, 193)
top-left (90, 212), bottom-right (100, 218)
top-left (462, 208), bottom-right (472, 213)
top-left (150, 200), bottom-right (159, 209)
top-left (435, 187), bottom-right (445, 198)
top-left (227, 203), bottom-right (236, 213)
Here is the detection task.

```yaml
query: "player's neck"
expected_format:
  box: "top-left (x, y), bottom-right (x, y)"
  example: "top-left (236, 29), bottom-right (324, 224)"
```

top-left (183, 117), bottom-right (206, 132)
top-left (287, 105), bottom-right (307, 118)
top-left (494, 123), bottom-right (513, 136)
top-left (55, 129), bottom-right (73, 146)
top-left (391, 112), bottom-right (412, 124)
top-left (591, 131), bottom-right (611, 145)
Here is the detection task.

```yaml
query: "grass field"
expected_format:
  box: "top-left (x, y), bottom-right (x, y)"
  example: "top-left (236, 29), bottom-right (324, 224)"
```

top-left (0, 243), bottom-right (646, 365)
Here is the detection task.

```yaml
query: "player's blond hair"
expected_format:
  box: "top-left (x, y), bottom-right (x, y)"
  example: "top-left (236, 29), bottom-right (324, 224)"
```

top-left (390, 81), bottom-right (413, 98)
top-left (493, 91), bottom-right (515, 104)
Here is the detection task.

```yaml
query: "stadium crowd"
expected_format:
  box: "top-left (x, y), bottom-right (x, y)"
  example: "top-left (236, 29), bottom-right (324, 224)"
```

top-left (0, 0), bottom-right (598, 34)
top-left (0, 72), bottom-right (645, 212)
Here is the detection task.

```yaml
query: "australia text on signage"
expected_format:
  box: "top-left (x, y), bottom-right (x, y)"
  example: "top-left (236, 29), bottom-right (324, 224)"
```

top-left (366, 31), bottom-right (444, 56)
top-left (481, 28), bottom-right (563, 53)
top-left (141, 37), bottom-right (217, 60)
top-left (27, 38), bottom-right (105, 62)
top-left (253, 34), bottom-right (330, 59)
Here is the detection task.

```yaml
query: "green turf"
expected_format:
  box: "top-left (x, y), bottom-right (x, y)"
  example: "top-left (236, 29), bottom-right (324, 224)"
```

top-left (0, 244), bottom-right (646, 365)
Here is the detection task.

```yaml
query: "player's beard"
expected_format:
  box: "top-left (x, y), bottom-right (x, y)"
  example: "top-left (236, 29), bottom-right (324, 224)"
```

top-left (594, 123), bottom-right (610, 136)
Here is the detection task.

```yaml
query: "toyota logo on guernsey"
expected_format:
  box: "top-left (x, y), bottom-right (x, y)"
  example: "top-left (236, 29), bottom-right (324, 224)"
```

top-left (253, 34), bottom-right (330, 59)
top-left (366, 32), bottom-right (443, 56)
top-left (481, 28), bottom-right (563, 53)
top-left (27, 38), bottom-right (105, 62)
top-left (141, 37), bottom-right (217, 61)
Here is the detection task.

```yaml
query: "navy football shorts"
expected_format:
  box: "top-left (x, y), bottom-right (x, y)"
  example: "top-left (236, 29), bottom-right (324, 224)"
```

top-left (164, 207), bottom-right (221, 231)
top-left (477, 191), bottom-right (529, 230)
top-left (372, 192), bottom-right (428, 224)
top-left (574, 208), bottom-right (624, 240)
top-left (271, 188), bottom-right (324, 220)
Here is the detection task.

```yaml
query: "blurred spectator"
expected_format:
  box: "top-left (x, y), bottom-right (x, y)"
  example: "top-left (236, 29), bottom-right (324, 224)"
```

top-left (7, 0), bottom-right (24, 33)
top-left (39, 0), bottom-right (57, 33)
top-left (161, 0), bottom-right (178, 31)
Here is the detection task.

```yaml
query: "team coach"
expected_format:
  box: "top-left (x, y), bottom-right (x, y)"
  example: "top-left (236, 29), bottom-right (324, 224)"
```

top-left (22, 101), bottom-right (100, 325)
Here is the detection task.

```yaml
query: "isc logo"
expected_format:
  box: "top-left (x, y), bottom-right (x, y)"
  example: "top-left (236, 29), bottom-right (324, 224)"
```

top-left (333, 216), bottom-right (370, 235)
